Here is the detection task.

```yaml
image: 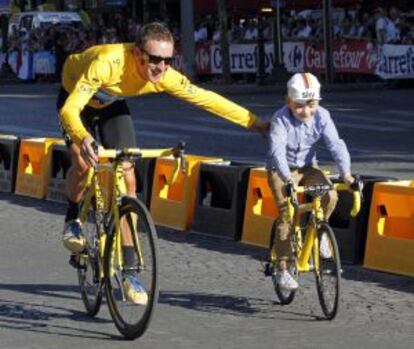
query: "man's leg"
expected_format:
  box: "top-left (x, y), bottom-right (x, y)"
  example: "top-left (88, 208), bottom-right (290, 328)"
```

top-left (63, 143), bottom-right (90, 252)
top-left (98, 107), bottom-right (147, 304)
top-left (66, 143), bottom-right (90, 206)
top-left (119, 160), bottom-right (137, 247)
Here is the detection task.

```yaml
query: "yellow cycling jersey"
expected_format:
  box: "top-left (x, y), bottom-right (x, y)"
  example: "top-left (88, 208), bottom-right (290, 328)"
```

top-left (59, 43), bottom-right (258, 145)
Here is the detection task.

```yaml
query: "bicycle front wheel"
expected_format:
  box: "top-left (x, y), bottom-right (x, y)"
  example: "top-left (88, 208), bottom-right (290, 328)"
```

top-left (104, 197), bottom-right (159, 339)
top-left (314, 222), bottom-right (341, 320)
top-left (77, 201), bottom-right (103, 317)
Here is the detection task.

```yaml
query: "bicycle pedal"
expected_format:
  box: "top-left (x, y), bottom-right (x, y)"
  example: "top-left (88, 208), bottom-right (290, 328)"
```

top-left (69, 254), bottom-right (86, 270)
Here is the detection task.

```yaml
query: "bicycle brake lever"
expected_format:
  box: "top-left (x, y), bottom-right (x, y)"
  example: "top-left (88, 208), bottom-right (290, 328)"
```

top-left (174, 141), bottom-right (186, 174)
top-left (351, 175), bottom-right (364, 202)
top-left (285, 181), bottom-right (298, 206)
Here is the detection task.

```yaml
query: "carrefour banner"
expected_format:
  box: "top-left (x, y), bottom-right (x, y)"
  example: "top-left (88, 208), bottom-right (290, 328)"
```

top-left (305, 40), bottom-right (378, 74)
top-left (283, 42), bottom-right (305, 72)
top-left (376, 44), bottom-right (414, 79)
top-left (210, 44), bottom-right (276, 74)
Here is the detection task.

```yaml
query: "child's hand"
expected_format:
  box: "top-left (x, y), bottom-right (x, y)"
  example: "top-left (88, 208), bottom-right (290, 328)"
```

top-left (343, 173), bottom-right (355, 186)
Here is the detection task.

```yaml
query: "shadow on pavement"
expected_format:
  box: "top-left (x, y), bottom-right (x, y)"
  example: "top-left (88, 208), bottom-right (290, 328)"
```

top-left (159, 290), bottom-right (321, 321)
top-left (0, 283), bottom-right (84, 301)
top-left (0, 297), bottom-right (120, 340)
top-left (0, 192), bottom-right (66, 217)
top-left (342, 266), bottom-right (414, 295)
top-left (158, 228), bottom-right (266, 262)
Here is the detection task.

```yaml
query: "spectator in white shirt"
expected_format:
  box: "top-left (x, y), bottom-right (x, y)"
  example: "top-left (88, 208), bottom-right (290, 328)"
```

top-left (194, 22), bottom-right (208, 43)
top-left (243, 19), bottom-right (258, 41)
top-left (295, 18), bottom-right (312, 39)
top-left (374, 7), bottom-right (399, 44)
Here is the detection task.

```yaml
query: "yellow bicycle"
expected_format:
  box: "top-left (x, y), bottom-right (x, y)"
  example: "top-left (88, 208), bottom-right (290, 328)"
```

top-left (265, 179), bottom-right (362, 320)
top-left (70, 142), bottom-right (185, 339)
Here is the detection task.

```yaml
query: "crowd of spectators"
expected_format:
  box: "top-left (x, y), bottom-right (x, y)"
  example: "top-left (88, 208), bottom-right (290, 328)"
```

top-left (193, 6), bottom-right (414, 45)
top-left (1, 5), bottom-right (413, 81)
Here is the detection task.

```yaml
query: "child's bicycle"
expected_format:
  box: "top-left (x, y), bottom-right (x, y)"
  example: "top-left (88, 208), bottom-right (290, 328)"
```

top-left (264, 178), bottom-right (363, 320)
top-left (69, 141), bottom-right (186, 339)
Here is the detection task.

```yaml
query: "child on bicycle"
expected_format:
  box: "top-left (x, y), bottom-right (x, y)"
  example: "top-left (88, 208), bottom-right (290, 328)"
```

top-left (266, 72), bottom-right (354, 291)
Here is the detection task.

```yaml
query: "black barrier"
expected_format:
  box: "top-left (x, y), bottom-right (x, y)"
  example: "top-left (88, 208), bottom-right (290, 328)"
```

top-left (46, 143), bottom-right (72, 202)
top-left (192, 161), bottom-right (260, 240)
top-left (135, 158), bottom-right (156, 208)
top-left (329, 174), bottom-right (398, 264)
top-left (0, 136), bottom-right (20, 193)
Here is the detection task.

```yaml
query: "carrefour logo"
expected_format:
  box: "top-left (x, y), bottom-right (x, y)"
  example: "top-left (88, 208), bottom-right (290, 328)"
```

top-left (288, 45), bottom-right (303, 68)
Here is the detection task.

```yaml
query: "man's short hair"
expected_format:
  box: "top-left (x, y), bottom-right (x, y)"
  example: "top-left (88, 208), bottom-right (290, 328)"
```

top-left (135, 22), bottom-right (174, 48)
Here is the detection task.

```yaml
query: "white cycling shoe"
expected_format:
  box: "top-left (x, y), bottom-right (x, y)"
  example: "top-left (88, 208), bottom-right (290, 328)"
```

top-left (319, 233), bottom-right (333, 259)
top-left (276, 270), bottom-right (299, 291)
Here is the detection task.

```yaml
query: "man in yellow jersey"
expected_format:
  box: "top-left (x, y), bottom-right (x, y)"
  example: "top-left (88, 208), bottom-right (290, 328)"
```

top-left (57, 22), bottom-right (268, 304)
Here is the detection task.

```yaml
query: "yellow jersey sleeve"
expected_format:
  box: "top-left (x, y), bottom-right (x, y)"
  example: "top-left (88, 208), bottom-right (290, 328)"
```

top-left (159, 68), bottom-right (257, 128)
top-left (59, 59), bottom-right (112, 145)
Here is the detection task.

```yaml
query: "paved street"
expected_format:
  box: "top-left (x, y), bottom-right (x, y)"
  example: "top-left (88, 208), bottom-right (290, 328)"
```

top-left (1, 82), bottom-right (414, 179)
top-left (0, 83), bottom-right (413, 348)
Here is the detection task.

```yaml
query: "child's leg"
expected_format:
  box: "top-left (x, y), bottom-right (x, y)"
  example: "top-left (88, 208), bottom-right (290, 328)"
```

top-left (267, 169), bottom-right (301, 271)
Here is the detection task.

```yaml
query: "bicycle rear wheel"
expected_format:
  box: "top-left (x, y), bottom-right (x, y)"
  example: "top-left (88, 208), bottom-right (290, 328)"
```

top-left (314, 222), bottom-right (341, 320)
top-left (104, 197), bottom-right (159, 339)
top-left (77, 201), bottom-right (103, 317)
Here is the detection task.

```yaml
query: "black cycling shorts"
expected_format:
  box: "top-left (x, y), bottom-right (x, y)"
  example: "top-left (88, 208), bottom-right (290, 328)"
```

top-left (57, 88), bottom-right (137, 149)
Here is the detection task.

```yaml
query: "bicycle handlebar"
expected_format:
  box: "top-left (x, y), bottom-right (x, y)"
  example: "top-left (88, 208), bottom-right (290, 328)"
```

top-left (95, 141), bottom-right (187, 183)
top-left (285, 177), bottom-right (363, 218)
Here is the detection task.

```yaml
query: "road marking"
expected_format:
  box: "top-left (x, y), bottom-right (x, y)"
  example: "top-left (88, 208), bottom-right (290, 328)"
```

top-left (333, 113), bottom-right (414, 127)
top-left (335, 121), bottom-right (408, 132)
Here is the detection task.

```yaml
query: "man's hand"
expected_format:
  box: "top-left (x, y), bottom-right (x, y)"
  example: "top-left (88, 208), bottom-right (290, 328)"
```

top-left (80, 135), bottom-right (98, 167)
top-left (249, 118), bottom-right (270, 137)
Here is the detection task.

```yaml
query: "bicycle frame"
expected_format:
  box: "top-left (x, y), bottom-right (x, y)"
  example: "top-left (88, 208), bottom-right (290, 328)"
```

top-left (78, 145), bottom-right (185, 281)
top-left (78, 161), bottom-right (122, 281)
top-left (287, 183), bottom-right (361, 273)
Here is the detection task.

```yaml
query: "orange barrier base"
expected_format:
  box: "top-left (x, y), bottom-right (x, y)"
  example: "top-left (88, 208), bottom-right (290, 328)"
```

top-left (15, 138), bottom-right (63, 199)
top-left (241, 168), bottom-right (278, 248)
top-left (364, 181), bottom-right (414, 277)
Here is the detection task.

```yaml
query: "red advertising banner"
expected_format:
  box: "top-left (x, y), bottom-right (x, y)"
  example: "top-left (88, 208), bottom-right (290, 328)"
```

top-left (195, 43), bottom-right (212, 74)
top-left (171, 44), bottom-right (212, 75)
top-left (304, 40), bottom-right (379, 74)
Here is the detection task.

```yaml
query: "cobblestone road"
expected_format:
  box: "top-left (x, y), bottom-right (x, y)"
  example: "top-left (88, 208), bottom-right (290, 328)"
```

top-left (0, 193), bottom-right (413, 349)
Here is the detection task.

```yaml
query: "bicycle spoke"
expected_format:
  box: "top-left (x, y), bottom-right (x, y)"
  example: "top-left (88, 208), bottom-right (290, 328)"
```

top-left (77, 202), bottom-right (103, 317)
